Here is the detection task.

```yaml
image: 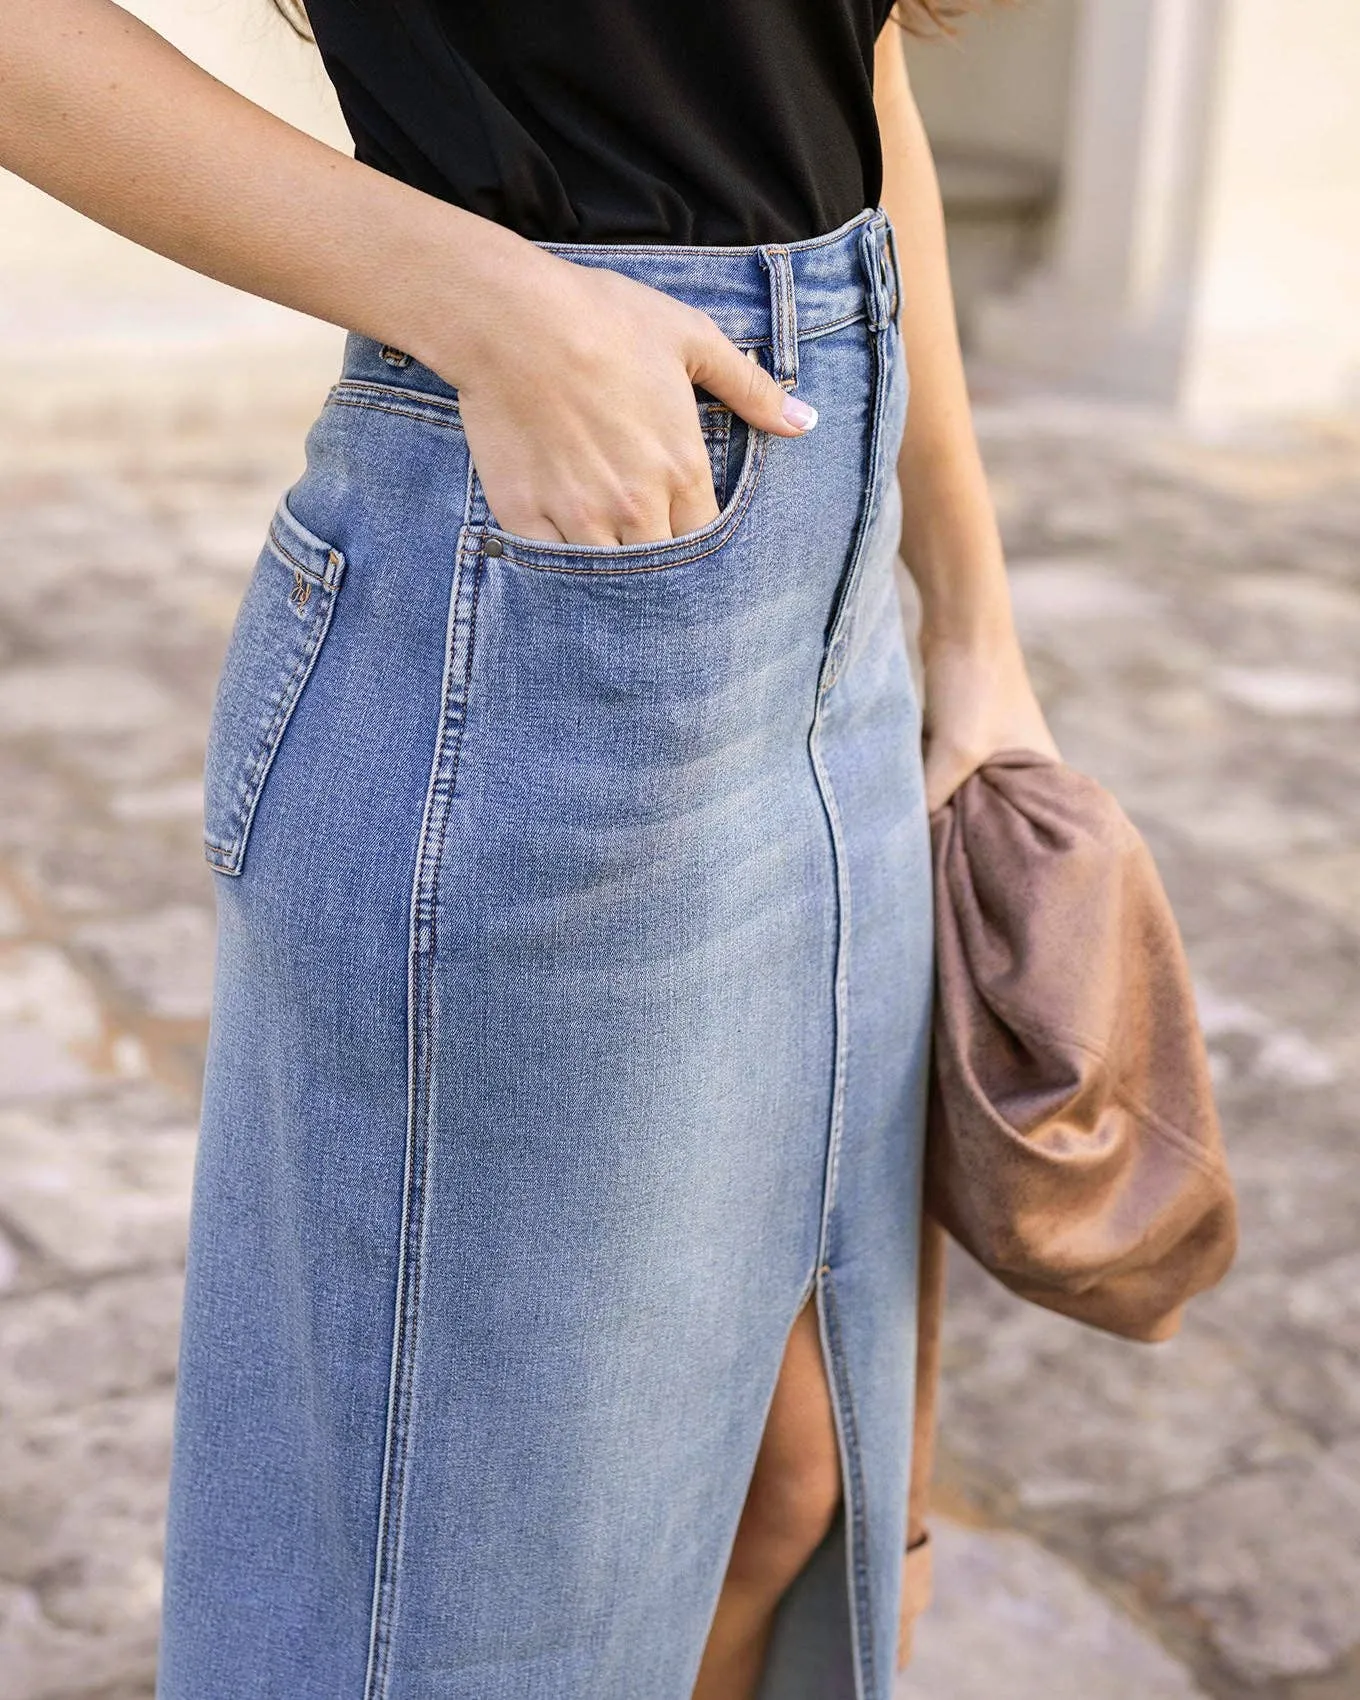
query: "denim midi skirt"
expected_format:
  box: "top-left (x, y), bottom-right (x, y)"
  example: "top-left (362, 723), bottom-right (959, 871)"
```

top-left (159, 205), bottom-right (934, 1700)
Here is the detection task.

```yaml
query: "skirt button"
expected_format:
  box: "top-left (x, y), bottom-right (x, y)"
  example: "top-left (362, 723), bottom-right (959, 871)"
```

top-left (484, 536), bottom-right (504, 557)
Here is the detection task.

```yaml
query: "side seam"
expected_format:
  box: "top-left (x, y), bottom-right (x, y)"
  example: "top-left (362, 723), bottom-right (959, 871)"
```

top-left (806, 212), bottom-right (900, 1700)
top-left (362, 526), bottom-right (486, 1700)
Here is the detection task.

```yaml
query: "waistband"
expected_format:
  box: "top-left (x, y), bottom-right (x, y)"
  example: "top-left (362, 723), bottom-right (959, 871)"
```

top-left (341, 204), bottom-right (901, 397)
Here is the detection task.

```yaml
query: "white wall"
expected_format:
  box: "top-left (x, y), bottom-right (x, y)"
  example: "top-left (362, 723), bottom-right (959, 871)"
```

top-left (1184, 0), bottom-right (1360, 415)
top-left (903, 0), bottom-right (1081, 337)
top-left (906, 0), bottom-right (1080, 177)
top-left (972, 0), bottom-right (1360, 419)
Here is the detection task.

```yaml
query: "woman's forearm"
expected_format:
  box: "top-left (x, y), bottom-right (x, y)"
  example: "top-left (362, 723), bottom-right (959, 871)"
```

top-left (0, 0), bottom-right (528, 382)
top-left (1, 0), bottom-right (811, 547)
top-left (873, 26), bottom-right (1016, 651)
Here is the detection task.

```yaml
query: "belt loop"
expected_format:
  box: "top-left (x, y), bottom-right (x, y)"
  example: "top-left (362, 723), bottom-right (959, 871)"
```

top-left (758, 245), bottom-right (800, 391)
top-left (882, 214), bottom-right (902, 328)
top-left (858, 211), bottom-right (892, 334)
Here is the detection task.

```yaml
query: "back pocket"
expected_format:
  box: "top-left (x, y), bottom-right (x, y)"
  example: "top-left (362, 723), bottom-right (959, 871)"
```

top-left (203, 491), bottom-right (346, 877)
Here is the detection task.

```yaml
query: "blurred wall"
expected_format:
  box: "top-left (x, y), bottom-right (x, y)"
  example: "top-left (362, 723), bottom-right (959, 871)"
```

top-left (904, 0), bottom-right (1080, 339)
top-left (0, 0), bottom-right (347, 355)
top-left (973, 0), bottom-right (1360, 418)
top-left (1185, 0), bottom-right (1360, 415)
top-left (907, 0), bottom-right (1079, 172)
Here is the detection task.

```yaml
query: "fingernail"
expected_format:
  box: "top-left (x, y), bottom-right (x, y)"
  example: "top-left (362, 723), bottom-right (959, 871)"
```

top-left (781, 394), bottom-right (819, 431)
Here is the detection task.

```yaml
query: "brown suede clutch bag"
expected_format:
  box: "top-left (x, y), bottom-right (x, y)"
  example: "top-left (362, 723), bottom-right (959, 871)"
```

top-left (898, 749), bottom-right (1238, 1668)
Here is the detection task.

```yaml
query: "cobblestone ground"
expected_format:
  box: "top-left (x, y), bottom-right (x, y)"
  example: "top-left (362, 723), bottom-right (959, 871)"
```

top-left (1, 351), bottom-right (1358, 1700)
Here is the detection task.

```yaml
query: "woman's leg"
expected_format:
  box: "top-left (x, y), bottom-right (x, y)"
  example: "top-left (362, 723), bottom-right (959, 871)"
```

top-left (692, 1296), bottom-right (842, 1700)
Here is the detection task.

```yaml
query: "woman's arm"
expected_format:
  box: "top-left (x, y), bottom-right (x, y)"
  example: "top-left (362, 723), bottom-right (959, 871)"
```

top-left (873, 25), bottom-right (1058, 808)
top-left (0, 0), bottom-right (811, 545)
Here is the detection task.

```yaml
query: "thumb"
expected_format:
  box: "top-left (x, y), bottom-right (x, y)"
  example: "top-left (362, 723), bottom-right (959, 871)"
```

top-left (685, 316), bottom-right (818, 438)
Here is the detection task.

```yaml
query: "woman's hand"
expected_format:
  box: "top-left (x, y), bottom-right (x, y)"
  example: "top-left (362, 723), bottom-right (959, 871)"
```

top-left (0, 3), bottom-right (814, 558)
top-left (919, 624), bottom-right (1060, 814)
top-left (419, 243), bottom-right (818, 547)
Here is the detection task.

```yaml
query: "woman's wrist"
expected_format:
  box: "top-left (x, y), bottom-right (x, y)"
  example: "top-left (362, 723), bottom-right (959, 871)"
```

top-left (395, 204), bottom-right (550, 388)
top-left (917, 603), bottom-right (1019, 664)
top-left (913, 563), bottom-right (1021, 663)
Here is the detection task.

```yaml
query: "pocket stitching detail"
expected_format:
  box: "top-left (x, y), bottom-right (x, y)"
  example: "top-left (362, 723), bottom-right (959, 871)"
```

top-left (328, 393), bottom-right (466, 435)
top-left (203, 497), bottom-right (346, 876)
top-left (203, 597), bottom-right (331, 868)
top-left (266, 513), bottom-right (345, 589)
top-left (492, 424), bottom-right (768, 576)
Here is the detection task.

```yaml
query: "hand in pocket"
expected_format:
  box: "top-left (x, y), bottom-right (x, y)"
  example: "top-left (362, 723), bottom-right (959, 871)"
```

top-left (422, 247), bottom-right (817, 548)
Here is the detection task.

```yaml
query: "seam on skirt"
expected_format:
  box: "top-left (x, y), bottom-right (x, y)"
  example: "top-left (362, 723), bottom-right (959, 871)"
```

top-left (363, 527), bottom-right (486, 1700)
top-left (265, 518), bottom-right (334, 583)
top-left (806, 302), bottom-right (897, 1700)
top-left (328, 394), bottom-right (467, 433)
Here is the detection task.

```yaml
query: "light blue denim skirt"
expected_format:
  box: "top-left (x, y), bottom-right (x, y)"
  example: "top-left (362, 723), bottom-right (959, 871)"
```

top-left (159, 205), bottom-right (933, 1700)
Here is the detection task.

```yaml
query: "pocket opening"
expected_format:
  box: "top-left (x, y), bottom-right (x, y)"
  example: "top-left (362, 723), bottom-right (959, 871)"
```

top-left (479, 396), bottom-right (767, 575)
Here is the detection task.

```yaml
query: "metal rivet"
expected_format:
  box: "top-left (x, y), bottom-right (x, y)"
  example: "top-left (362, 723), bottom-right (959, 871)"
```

top-left (379, 344), bottom-right (413, 368)
top-left (483, 536), bottom-right (504, 557)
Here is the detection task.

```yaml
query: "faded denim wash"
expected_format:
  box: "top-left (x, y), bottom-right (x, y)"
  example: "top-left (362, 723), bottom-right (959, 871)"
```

top-left (159, 204), bottom-right (933, 1700)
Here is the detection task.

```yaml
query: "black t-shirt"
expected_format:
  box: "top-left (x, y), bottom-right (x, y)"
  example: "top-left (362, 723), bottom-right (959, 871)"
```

top-left (307, 0), bottom-right (896, 246)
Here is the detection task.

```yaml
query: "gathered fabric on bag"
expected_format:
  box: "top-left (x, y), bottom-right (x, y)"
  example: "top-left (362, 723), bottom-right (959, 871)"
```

top-left (926, 749), bottom-right (1236, 1341)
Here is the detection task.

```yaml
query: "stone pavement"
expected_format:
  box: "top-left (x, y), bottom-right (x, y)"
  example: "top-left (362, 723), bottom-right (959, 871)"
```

top-left (1, 348), bottom-right (1358, 1700)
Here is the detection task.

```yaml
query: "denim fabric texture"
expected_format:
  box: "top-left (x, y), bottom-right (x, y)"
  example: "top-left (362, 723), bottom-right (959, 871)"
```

top-left (159, 204), bottom-right (933, 1700)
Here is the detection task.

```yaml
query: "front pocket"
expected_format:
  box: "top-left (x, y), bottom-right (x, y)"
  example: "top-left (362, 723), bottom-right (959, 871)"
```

top-left (202, 491), bottom-right (346, 877)
top-left (475, 390), bottom-right (768, 576)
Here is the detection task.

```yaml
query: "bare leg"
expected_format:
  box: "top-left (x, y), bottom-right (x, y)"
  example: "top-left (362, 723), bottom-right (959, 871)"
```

top-left (691, 1294), bottom-right (842, 1700)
